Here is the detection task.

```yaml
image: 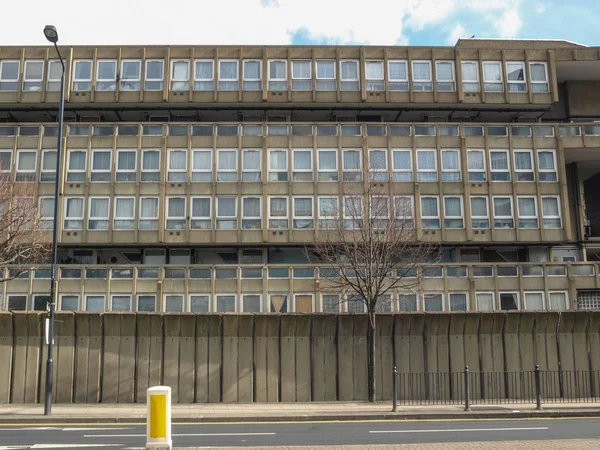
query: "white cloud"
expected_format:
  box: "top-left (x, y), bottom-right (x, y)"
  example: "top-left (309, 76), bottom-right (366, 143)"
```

top-left (495, 9), bottom-right (523, 38)
top-left (447, 24), bottom-right (466, 45)
top-left (535, 3), bottom-right (546, 13)
top-left (0, 0), bottom-right (523, 46)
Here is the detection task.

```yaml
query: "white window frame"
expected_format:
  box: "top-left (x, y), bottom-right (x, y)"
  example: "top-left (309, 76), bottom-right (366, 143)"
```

top-left (218, 59), bottom-right (238, 90)
top-left (365, 60), bottom-right (384, 91)
top-left (111, 294), bottom-right (132, 312)
top-left (23, 60), bottom-right (44, 91)
top-left (315, 59), bottom-right (336, 91)
top-left (193, 59), bottom-right (215, 91)
top-left (38, 196), bottom-right (55, 229)
top-left (120, 59), bottom-right (141, 91)
top-left (95, 59), bottom-right (117, 91)
top-left (242, 196), bottom-right (262, 229)
top-left (394, 196), bottom-right (414, 228)
top-left (369, 148), bottom-right (388, 179)
top-left (216, 196), bottom-right (238, 229)
top-left (537, 149), bottom-right (557, 182)
top-left (0, 150), bottom-right (11, 175)
top-left (492, 196), bottom-right (514, 229)
top-left (90, 149), bottom-right (111, 182)
top-left (339, 60), bottom-right (360, 91)
top-left (0, 60), bottom-right (20, 91)
top-left (292, 148), bottom-right (313, 181)
top-left (139, 196), bottom-right (159, 230)
top-left (88, 196), bottom-right (110, 230)
top-left (416, 149), bottom-right (437, 182)
top-left (116, 149), bottom-right (137, 182)
top-left (137, 294), bottom-right (157, 312)
top-left (16, 149), bottom-right (37, 177)
top-left (541, 195), bottom-right (562, 229)
top-left (190, 196), bottom-right (212, 230)
top-left (170, 59), bottom-right (190, 91)
top-left (470, 196), bottom-right (490, 229)
top-left (318, 196), bottom-right (339, 228)
top-left (241, 293), bottom-right (263, 313)
top-left (113, 196), bottom-right (136, 230)
top-left (268, 196), bottom-right (289, 230)
top-left (63, 196), bottom-right (85, 230)
top-left (166, 196), bottom-right (186, 230)
top-left (423, 292), bottom-right (445, 312)
top-left (499, 291), bottom-right (521, 310)
top-left (215, 293), bottom-right (237, 313)
top-left (293, 293), bottom-right (315, 313)
top-left (441, 149), bottom-right (460, 182)
top-left (435, 60), bottom-right (455, 91)
top-left (46, 60), bottom-right (62, 91)
top-left (529, 62), bottom-right (549, 92)
top-left (268, 59), bottom-right (287, 90)
top-left (216, 148), bottom-right (238, 182)
top-left (317, 148), bottom-right (338, 181)
top-left (387, 60), bottom-right (408, 91)
top-left (482, 61), bottom-right (503, 92)
top-left (489, 149), bottom-right (511, 182)
top-left (167, 149), bottom-right (187, 182)
top-left (292, 196), bottom-right (314, 230)
top-left (291, 60), bottom-right (312, 91)
top-left (144, 59), bottom-right (164, 91)
top-left (449, 292), bottom-right (469, 312)
top-left (420, 196), bottom-right (440, 229)
top-left (268, 148), bottom-right (288, 181)
top-left (342, 148), bottom-right (362, 181)
top-left (141, 149), bottom-right (160, 181)
top-left (241, 148), bottom-right (261, 182)
top-left (443, 196), bottom-right (464, 229)
top-left (476, 292), bottom-right (495, 311)
top-left (461, 61), bottom-right (480, 91)
top-left (85, 294), bottom-right (106, 312)
top-left (506, 61), bottom-right (527, 92)
top-left (513, 149), bottom-right (535, 182)
top-left (40, 150), bottom-right (57, 182)
top-left (548, 291), bottom-right (569, 310)
top-left (191, 148), bottom-right (212, 182)
top-left (59, 294), bottom-right (80, 311)
top-left (517, 196), bottom-right (539, 229)
top-left (524, 291), bottom-right (545, 311)
top-left (411, 60), bottom-right (432, 91)
top-left (369, 196), bottom-right (389, 228)
top-left (467, 149), bottom-right (486, 182)
top-left (342, 196), bottom-right (363, 229)
top-left (242, 59), bottom-right (262, 90)
top-left (72, 60), bottom-right (92, 91)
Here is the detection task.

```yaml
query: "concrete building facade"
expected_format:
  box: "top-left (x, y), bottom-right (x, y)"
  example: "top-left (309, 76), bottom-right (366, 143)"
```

top-left (1, 39), bottom-right (600, 314)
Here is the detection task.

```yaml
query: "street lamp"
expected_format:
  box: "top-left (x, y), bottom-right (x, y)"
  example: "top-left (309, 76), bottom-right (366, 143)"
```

top-left (43, 24), bottom-right (65, 416)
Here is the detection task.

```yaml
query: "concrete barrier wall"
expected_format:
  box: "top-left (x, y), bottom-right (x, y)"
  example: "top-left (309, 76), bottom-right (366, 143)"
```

top-left (2, 311), bottom-right (600, 404)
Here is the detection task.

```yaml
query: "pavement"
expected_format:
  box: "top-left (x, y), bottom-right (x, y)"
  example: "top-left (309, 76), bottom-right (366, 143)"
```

top-left (1, 401), bottom-right (600, 424)
top-left (181, 443), bottom-right (600, 450)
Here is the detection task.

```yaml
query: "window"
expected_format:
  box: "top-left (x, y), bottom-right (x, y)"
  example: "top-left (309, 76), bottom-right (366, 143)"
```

top-left (369, 149), bottom-right (388, 182)
top-left (88, 150), bottom-right (110, 182)
top-left (365, 61), bottom-right (384, 91)
top-left (318, 149), bottom-right (338, 181)
top-left (95, 60), bottom-right (117, 91)
top-left (242, 196), bottom-right (261, 229)
top-left (189, 196), bottom-right (211, 230)
top-left (268, 196), bottom-right (288, 229)
top-left (16, 150), bottom-right (36, 181)
top-left (162, 294), bottom-right (183, 313)
top-left (514, 150), bottom-right (534, 181)
top-left (218, 60), bottom-right (238, 91)
top-left (111, 295), bottom-right (132, 312)
top-left (342, 149), bottom-right (362, 181)
top-left (488, 126), bottom-right (507, 137)
top-left (321, 294), bottom-right (339, 313)
top-left (476, 292), bottom-right (494, 311)
top-left (0, 60), bottom-right (19, 91)
top-left (346, 294), bottom-right (365, 313)
top-left (423, 293), bottom-right (444, 311)
top-left (166, 197), bottom-right (186, 230)
top-left (268, 149), bottom-right (287, 181)
top-left (394, 196), bottom-right (414, 228)
top-left (141, 149), bottom-right (160, 182)
top-left (467, 149), bottom-right (486, 181)
top-left (524, 292), bottom-right (544, 310)
top-left (483, 62), bottom-right (503, 92)
top-left (168, 149), bottom-right (187, 182)
top-left (538, 149), bottom-right (557, 182)
top-left (293, 197), bottom-right (314, 229)
top-left (114, 197), bottom-right (135, 230)
top-left (193, 59), bottom-right (214, 91)
top-left (116, 150), bottom-right (136, 182)
top-left (319, 196), bottom-right (338, 228)
top-left (139, 197), bottom-right (159, 230)
top-left (506, 62), bottom-right (526, 92)
top-left (64, 197), bottom-right (84, 229)
top-left (237, 149), bottom-right (261, 182)
top-left (449, 293), bottom-right (468, 311)
top-left (461, 61), bottom-right (479, 91)
top-left (542, 196), bottom-right (561, 228)
top-left (83, 295), bottom-right (104, 312)
top-left (243, 60), bottom-right (261, 90)
top-left (292, 149), bottom-right (312, 181)
top-left (268, 60), bottom-right (287, 90)
top-left (443, 197), bottom-right (464, 228)
top-left (23, 60), bottom-right (44, 91)
top-left (216, 196), bottom-right (237, 229)
top-left (136, 295), bottom-right (156, 312)
top-left (411, 61), bottom-right (432, 91)
top-left (120, 59), bottom-right (141, 91)
top-left (38, 197), bottom-right (55, 230)
top-left (367, 125), bottom-right (386, 136)
top-left (490, 149), bottom-right (510, 181)
top-left (465, 126), bottom-right (483, 136)
top-left (416, 149), bottom-right (437, 182)
top-left (421, 196), bottom-right (440, 229)
top-left (46, 60), bottom-right (62, 91)
top-left (370, 196), bottom-right (389, 228)
top-left (388, 60), bottom-right (408, 91)
top-left (189, 149), bottom-right (211, 182)
top-left (216, 294), bottom-right (236, 312)
top-left (292, 60), bottom-right (311, 91)
top-left (170, 60), bottom-right (190, 90)
top-left (343, 196), bottom-right (363, 229)
top-left (316, 60), bottom-right (335, 91)
top-left (242, 294), bottom-right (261, 312)
top-left (548, 291), bottom-right (568, 310)
top-left (189, 294), bottom-right (210, 312)
top-left (391, 149), bottom-right (412, 182)
top-left (340, 60), bottom-right (359, 91)
top-left (536, 126), bottom-right (554, 137)
top-left (88, 197), bottom-right (109, 230)
top-left (470, 196), bottom-right (489, 229)
top-left (216, 149), bottom-right (237, 182)
top-left (499, 292), bottom-right (519, 310)
top-left (517, 196), bottom-right (538, 229)
top-left (0, 150), bottom-right (11, 177)
top-left (59, 295), bottom-right (79, 311)
top-left (435, 61), bottom-right (455, 91)
top-left (145, 59), bottom-right (164, 91)
top-left (441, 149), bottom-right (460, 181)
top-left (398, 294), bottom-right (418, 312)
top-left (493, 196), bottom-right (514, 228)
top-left (529, 62), bottom-right (549, 93)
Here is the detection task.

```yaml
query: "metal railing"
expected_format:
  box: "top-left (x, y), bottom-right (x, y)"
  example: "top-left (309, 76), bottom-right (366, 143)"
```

top-left (392, 365), bottom-right (600, 411)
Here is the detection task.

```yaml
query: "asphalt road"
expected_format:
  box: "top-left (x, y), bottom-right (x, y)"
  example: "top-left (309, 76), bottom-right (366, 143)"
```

top-left (0, 418), bottom-right (598, 449)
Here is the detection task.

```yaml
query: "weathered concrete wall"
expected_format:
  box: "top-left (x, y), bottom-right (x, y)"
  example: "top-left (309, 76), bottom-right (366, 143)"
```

top-left (2, 311), bottom-right (599, 404)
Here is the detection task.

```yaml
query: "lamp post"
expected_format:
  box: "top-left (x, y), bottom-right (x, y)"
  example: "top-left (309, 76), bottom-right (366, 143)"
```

top-left (43, 24), bottom-right (65, 416)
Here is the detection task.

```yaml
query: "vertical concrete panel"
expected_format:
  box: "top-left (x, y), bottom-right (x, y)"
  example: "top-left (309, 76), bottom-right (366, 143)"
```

top-left (337, 315), bottom-right (354, 401)
top-left (589, 312), bottom-right (600, 372)
top-left (195, 315), bottom-right (210, 403)
top-left (74, 313), bottom-right (91, 403)
top-left (353, 315), bottom-right (368, 401)
top-left (424, 314), bottom-right (440, 375)
top-left (534, 312), bottom-right (560, 398)
top-left (11, 313), bottom-right (28, 403)
top-left (13, 313), bottom-right (42, 404)
top-left (518, 312), bottom-right (536, 372)
top-left (310, 315), bottom-right (337, 401)
top-left (375, 315), bottom-right (393, 401)
top-left (557, 312), bottom-right (576, 371)
top-left (117, 314), bottom-right (136, 403)
top-left (265, 315), bottom-right (280, 403)
top-left (86, 314), bottom-right (102, 403)
top-left (135, 314), bottom-right (163, 403)
top-left (295, 315), bottom-right (311, 402)
top-left (479, 313), bottom-right (505, 401)
top-left (463, 313), bottom-right (481, 372)
top-left (0, 313), bottom-right (12, 403)
top-left (222, 315), bottom-right (239, 402)
top-left (237, 315), bottom-right (254, 402)
top-left (208, 315), bottom-right (222, 403)
top-left (178, 315), bottom-right (196, 403)
top-left (448, 314), bottom-right (466, 373)
top-left (253, 315), bottom-right (269, 402)
top-left (54, 312), bottom-right (75, 403)
top-left (571, 312), bottom-right (590, 372)
top-left (280, 315), bottom-right (297, 402)
top-left (503, 312), bottom-right (522, 399)
top-left (101, 313), bottom-right (120, 403)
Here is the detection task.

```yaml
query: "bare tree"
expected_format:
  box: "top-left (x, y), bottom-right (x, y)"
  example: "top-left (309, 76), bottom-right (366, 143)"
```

top-left (310, 182), bottom-right (440, 402)
top-left (0, 178), bottom-right (52, 291)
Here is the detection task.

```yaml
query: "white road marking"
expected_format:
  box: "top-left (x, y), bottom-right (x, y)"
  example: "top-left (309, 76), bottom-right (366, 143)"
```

top-left (86, 432), bottom-right (276, 437)
top-left (370, 426), bottom-right (549, 434)
top-left (31, 445), bottom-right (122, 449)
top-left (62, 427), bottom-right (134, 431)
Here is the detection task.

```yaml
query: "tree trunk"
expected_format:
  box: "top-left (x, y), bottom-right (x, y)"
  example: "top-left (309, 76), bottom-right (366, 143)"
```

top-left (368, 313), bottom-right (377, 402)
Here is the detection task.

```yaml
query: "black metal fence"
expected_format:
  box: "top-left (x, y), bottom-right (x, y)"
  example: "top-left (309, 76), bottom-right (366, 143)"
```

top-left (392, 366), bottom-right (600, 411)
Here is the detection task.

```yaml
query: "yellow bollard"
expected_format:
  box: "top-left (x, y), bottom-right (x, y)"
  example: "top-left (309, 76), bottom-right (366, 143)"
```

top-left (146, 386), bottom-right (172, 449)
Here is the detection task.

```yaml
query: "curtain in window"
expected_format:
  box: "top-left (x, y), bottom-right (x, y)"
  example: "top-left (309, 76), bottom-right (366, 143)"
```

top-left (70, 152), bottom-right (86, 170)
top-left (341, 62), bottom-right (357, 80)
top-left (270, 151), bottom-right (286, 169)
top-left (141, 198), bottom-right (158, 218)
top-left (538, 151), bottom-right (554, 170)
top-left (366, 62), bottom-right (383, 79)
top-left (243, 198), bottom-right (260, 217)
top-left (270, 295), bottom-right (287, 313)
top-left (220, 62), bottom-right (237, 79)
top-left (417, 151), bottom-right (435, 170)
top-left (549, 292), bottom-right (566, 310)
top-left (93, 151), bottom-right (110, 170)
top-left (118, 152), bottom-right (135, 170)
top-left (244, 61), bottom-right (260, 79)
top-left (515, 152), bottom-right (532, 170)
top-left (442, 151), bottom-right (458, 170)
top-left (471, 198), bottom-right (487, 216)
top-left (90, 198), bottom-right (108, 218)
top-left (389, 62), bottom-right (406, 80)
top-left (66, 198), bottom-right (83, 218)
top-left (343, 151), bottom-right (360, 170)
top-left (370, 151), bottom-right (386, 169)
top-left (477, 294), bottom-right (493, 311)
top-left (393, 151), bottom-right (411, 170)
top-left (116, 198), bottom-right (134, 218)
top-left (196, 62), bottom-right (213, 79)
top-left (518, 198), bottom-right (536, 217)
top-left (317, 61), bottom-right (334, 79)
top-left (293, 62), bottom-right (311, 79)
top-left (294, 198), bottom-right (312, 217)
top-left (526, 293), bottom-right (543, 310)
top-left (215, 151), bottom-right (235, 171)
top-left (243, 151), bottom-right (260, 170)
top-left (436, 62), bottom-right (453, 81)
top-left (399, 294), bottom-right (417, 311)
top-left (421, 198), bottom-right (438, 217)
top-left (192, 198), bottom-right (210, 218)
top-left (494, 198), bottom-right (511, 216)
top-left (542, 197), bottom-right (559, 216)
top-left (143, 151), bottom-right (159, 170)
top-left (217, 198), bottom-right (235, 217)
top-left (484, 63), bottom-right (501, 81)
top-left (461, 63), bottom-right (477, 81)
top-left (450, 293), bottom-right (467, 311)
top-left (193, 151), bottom-right (211, 170)
top-left (490, 151), bottom-right (508, 170)
top-left (319, 151), bottom-right (336, 170)
top-left (468, 152), bottom-right (484, 170)
top-left (395, 197), bottom-right (412, 218)
top-left (270, 61), bottom-right (286, 79)
top-left (444, 198), bottom-right (461, 217)
top-left (294, 151), bottom-right (311, 170)
top-left (170, 151), bottom-right (186, 170)
top-left (412, 63), bottom-right (430, 80)
top-left (173, 62), bottom-right (188, 79)
top-left (168, 198), bottom-right (184, 217)
top-left (270, 198), bottom-right (287, 216)
top-left (530, 64), bottom-right (546, 82)
top-left (424, 294), bottom-right (443, 311)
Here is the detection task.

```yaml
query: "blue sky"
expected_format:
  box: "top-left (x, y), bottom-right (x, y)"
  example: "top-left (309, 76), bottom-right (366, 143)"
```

top-left (1, 0), bottom-right (598, 47)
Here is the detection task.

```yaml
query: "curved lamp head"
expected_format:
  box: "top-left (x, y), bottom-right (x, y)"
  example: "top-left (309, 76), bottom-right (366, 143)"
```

top-left (43, 25), bottom-right (59, 43)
